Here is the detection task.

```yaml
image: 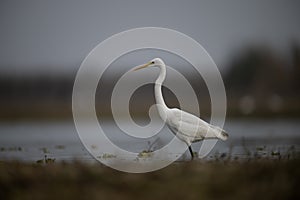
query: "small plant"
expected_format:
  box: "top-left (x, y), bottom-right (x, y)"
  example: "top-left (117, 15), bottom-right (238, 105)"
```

top-left (271, 150), bottom-right (280, 156)
top-left (36, 155), bottom-right (55, 164)
top-left (192, 151), bottom-right (198, 158)
top-left (138, 150), bottom-right (153, 158)
top-left (241, 137), bottom-right (251, 158)
top-left (36, 159), bottom-right (44, 164)
top-left (256, 146), bottom-right (266, 151)
top-left (286, 145), bottom-right (296, 159)
top-left (100, 153), bottom-right (117, 159)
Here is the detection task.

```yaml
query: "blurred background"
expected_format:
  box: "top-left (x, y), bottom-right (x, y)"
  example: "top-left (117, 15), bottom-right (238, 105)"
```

top-left (0, 0), bottom-right (299, 162)
top-left (1, 0), bottom-right (299, 120)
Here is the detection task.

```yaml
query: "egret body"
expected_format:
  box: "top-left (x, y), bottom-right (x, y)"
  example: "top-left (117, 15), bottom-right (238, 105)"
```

top-left (133, 58), bottom-right (228, 159)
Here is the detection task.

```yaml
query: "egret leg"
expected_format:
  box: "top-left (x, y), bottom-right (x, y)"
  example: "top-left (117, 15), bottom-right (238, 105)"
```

top-left (188, 146), bottom-right (194, 160)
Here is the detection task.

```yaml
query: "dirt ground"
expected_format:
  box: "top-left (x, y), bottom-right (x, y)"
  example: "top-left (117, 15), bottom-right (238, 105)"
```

top-left (0, 159), bottom-right (299, 200)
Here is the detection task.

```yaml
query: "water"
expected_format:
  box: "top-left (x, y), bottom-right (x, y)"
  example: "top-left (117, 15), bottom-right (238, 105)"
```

top-left (0, 119), bottom-right (299, 163)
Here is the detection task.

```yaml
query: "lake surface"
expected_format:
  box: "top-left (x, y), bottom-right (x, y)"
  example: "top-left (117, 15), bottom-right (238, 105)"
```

top-left (0, 119), bottom-right (299, 163)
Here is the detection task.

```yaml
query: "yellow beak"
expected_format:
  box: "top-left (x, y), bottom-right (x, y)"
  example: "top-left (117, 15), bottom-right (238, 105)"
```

top-left (133, 62), bottom-right (152, 71)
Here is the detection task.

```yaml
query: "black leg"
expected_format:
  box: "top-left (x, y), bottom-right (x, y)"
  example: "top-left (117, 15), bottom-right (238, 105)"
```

top-left (188, 145), bottom-right (194, 160)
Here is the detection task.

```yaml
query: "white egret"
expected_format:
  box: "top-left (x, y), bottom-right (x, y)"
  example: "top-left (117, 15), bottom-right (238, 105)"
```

top-left (133, 58), bottom-right (228, 159)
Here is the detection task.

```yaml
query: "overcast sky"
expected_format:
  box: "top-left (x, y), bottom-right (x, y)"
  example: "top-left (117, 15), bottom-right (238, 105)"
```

top-left (0, 0), bottom-right (299, 74)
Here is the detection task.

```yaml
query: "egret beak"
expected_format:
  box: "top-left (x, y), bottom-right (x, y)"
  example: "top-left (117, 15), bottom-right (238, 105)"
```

top-left (133, 62), bottom-right (152, 71)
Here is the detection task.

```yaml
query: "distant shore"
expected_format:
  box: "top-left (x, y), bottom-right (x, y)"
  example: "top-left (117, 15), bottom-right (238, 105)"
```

top-left (0, 101), bottom-right (299, 121)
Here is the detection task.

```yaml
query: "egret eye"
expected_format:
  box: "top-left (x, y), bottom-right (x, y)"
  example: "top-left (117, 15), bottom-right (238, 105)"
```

top-left (151, 61), bottom-right (155, 64)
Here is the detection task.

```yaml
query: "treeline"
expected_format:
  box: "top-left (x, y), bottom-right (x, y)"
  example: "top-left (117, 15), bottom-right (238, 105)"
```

top-left (224, 44), bottom-right (300, 117)
top-left (0, 44), bottom-right (299, 119)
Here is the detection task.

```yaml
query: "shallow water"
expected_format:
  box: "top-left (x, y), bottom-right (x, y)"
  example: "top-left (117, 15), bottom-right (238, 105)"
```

top-left (0, 119), bottom-right (299, 163)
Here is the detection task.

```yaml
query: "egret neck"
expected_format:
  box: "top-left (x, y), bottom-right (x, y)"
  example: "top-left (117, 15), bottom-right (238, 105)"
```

top-left (155, 63), bottom-right (168, 121)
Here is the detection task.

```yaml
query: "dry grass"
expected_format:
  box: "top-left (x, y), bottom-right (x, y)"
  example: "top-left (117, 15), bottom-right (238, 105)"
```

top-left (0, 159), bottom-right (299, 200)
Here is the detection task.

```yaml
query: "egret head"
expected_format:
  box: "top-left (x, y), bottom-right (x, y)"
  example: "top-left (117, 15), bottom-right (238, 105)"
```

top-left (133, 58), bottom-right (165, 71)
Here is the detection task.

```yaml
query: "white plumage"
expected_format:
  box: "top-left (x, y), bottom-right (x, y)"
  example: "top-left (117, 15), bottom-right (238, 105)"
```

top-left (134, 58), bottom-right (228, 159)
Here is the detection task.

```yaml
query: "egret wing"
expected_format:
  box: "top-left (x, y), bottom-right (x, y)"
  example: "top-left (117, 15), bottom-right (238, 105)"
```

top-left (167, 108), bottom-right (211, 141)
